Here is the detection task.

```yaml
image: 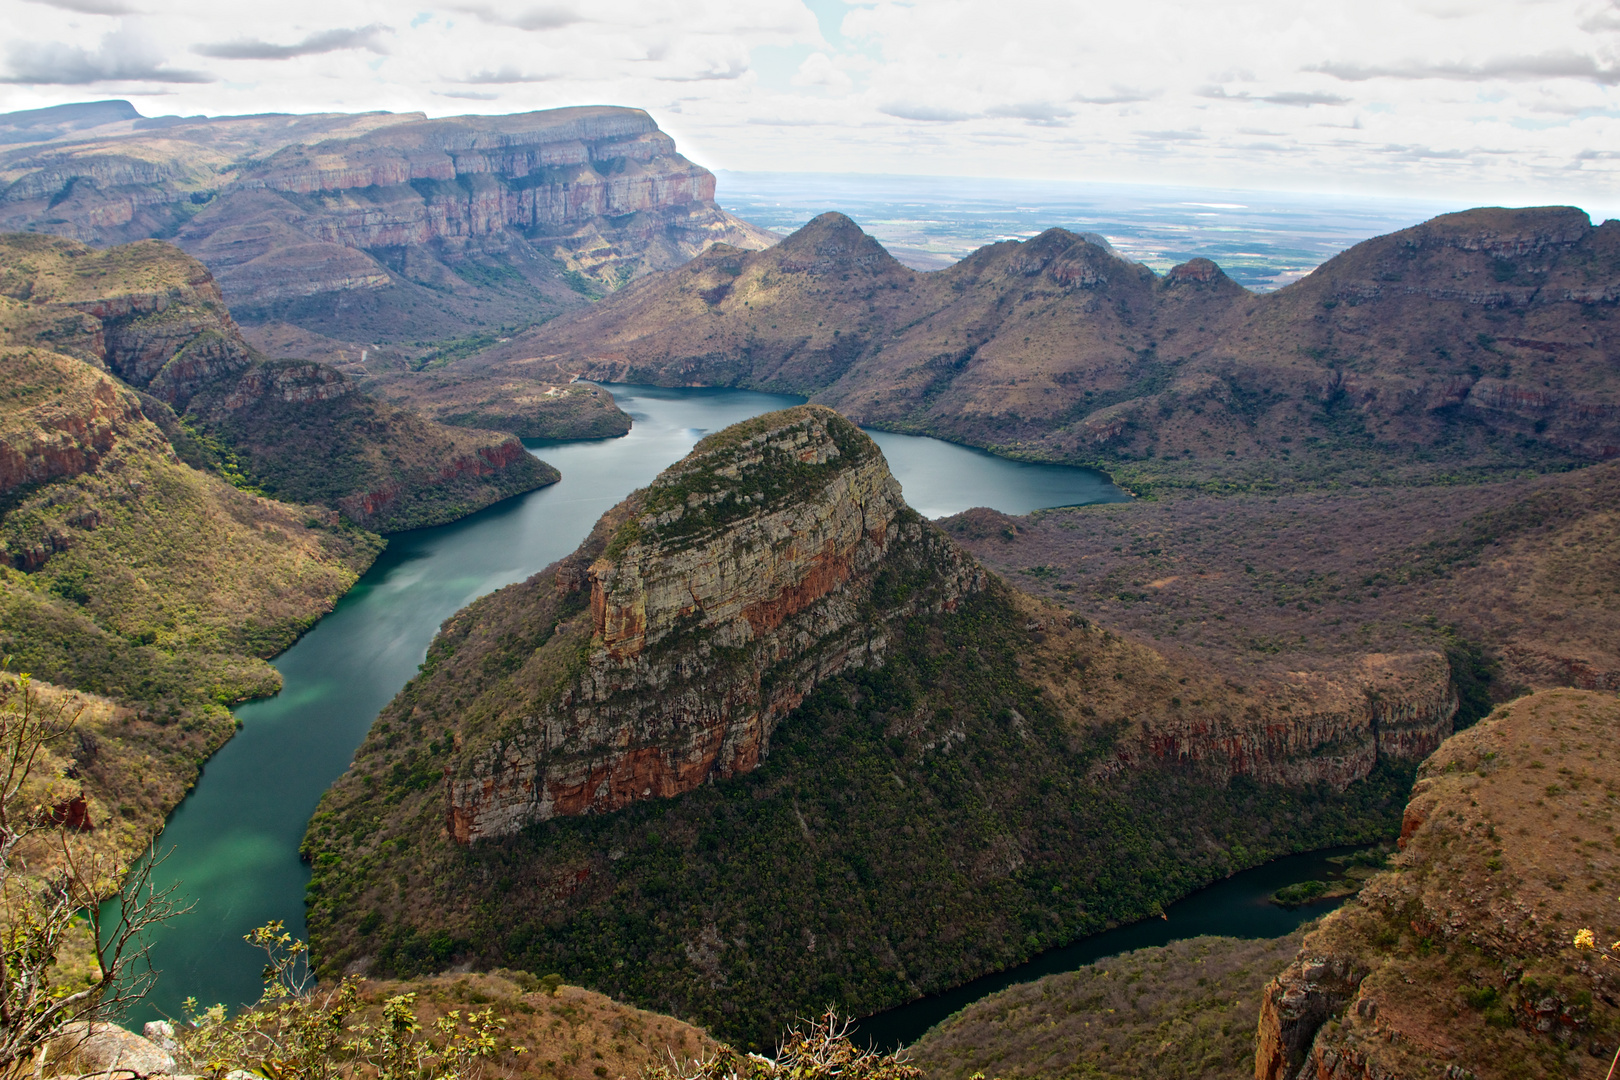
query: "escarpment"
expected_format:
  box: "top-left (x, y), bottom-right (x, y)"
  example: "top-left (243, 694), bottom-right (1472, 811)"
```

top-left (1254, 689), bottom-right (1620, 1080)
top-left (306, 407), bottom-right (1432, 1044)
top-left (436, 405), bottom-right (984, 841)
top-left (0, 103), bottom-right (776, 344)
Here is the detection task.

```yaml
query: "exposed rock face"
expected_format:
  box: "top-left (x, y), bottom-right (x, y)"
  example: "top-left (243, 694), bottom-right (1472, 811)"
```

top-left (1253, 689), bottom-right (1620, 1080)
top-left (1123, 653), bottom-right (1456, 789)
top-left (0, 348), bottom-right (152, 495)
top-left (0, 103), bottom-right (776, 343)
top-left (445, 406), bottom-right (984, 841)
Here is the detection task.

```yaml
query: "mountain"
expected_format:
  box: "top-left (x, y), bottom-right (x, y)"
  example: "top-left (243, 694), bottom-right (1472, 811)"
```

top-left (0, 232), bottom-right (556, 531)
top-left (0, 103), bottom-right (776, 350)
top-left (1255, 688), bottom-right (1620, 1080)
top-left (304, 406), bottom-right (1452, 1044)
top-left (468, 207), bottom-right (1619, 489)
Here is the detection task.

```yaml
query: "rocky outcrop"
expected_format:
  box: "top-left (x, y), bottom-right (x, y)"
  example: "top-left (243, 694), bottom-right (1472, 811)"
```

top-left (1, 233), bottom-right (560, 532)
top-left (1253, 689), bottom-right (1620, 1080)
top-left (46, 1021), bottom-right (176, 1078)
top-left (444, 406), bottom-right (984, 842)
top-left (1123, 652), bottom-right (1456, 789)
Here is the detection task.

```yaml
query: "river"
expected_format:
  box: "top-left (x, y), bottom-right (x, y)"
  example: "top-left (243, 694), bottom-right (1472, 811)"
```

top-left (125, 385), bottom-right (1133, 1023)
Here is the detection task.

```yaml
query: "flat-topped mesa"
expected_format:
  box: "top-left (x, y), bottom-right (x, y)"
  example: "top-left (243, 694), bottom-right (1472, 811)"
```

top-left (445, 405), bottom-right (985, 843)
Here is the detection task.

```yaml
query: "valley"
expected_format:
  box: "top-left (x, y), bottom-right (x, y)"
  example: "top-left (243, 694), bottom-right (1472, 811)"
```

top-left (1, 95), bottom-right (1617, 1080)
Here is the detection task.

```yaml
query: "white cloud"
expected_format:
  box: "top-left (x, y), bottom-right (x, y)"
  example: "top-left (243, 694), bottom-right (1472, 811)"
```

top-left (0, 0), bottom-right (1613, 210)
top-left (791, 51), bottom-right (851, 93)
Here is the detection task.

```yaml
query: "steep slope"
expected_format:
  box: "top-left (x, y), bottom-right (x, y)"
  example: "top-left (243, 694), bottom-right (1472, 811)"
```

top-left (483, 207), bottom-right (1618, 488)
top-left (0, 233), bottom-right (556, 531)
top-left (0, 103), bottom-right (775, 346)
top-left (305, 407), bottom-right (1456, 1045)
top-left (0, 340), bottom-right (380, 889)
top-left (1255, 689), bottom-right (1620, 1080)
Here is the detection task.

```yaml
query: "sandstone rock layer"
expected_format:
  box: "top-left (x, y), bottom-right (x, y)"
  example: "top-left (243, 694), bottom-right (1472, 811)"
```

top-left (445, 406), bottom-right (984, 841)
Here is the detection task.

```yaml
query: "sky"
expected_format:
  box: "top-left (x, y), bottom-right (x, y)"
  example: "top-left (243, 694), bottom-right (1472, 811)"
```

top-left (2, 0), bottom-right (1618, 214)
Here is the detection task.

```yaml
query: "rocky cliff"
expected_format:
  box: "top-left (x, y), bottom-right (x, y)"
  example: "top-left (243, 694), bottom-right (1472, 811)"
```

top-left (0, 103), bottom-right (776, 346)
top-left (1254, 689), bottom-right (1620, 1080)
top-left (483, 207), bottom-right (1619, 489)
top-left (438, 405), bottom-right (983, 840)
top-left (0, 232), bottom-right (557, 531)
top-left (304, 406), bottom-right (1433, 1044)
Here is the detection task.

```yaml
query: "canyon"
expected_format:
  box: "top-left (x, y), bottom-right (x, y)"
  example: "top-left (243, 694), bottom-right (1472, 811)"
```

top-left (0, 102), bottom-right (776, 349)
top-left (304, 406), bottom-right (1456, 1044)
top-left (466, 206), bottom-right (1619, 489)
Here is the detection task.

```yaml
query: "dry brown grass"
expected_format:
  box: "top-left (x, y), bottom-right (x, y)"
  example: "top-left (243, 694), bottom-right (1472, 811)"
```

top-left (910, 932), bottom-right (1306, 1080)
top-left (1275, 689), bottom-right (1620, 1078)
top-left (354, 973), bottom-right (718, 1080)
top-left (943, 460), bottom-right (1620, 695)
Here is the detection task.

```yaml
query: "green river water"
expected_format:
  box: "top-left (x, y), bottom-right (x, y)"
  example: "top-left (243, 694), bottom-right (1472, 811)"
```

top-left (120, 384), bottom-right (1347, 1041)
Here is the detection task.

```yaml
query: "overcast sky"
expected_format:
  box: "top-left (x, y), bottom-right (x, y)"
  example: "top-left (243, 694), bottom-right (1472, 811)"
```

top-left (3, 0), bottom-right (1618, 214)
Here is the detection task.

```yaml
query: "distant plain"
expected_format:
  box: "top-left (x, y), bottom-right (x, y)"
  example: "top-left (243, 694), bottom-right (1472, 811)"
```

top-left (715, 171), bottom-right (1469, 288)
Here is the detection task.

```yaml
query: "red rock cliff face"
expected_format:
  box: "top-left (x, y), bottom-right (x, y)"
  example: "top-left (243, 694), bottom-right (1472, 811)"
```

top-left (445, 406), bottom-right (986, 843)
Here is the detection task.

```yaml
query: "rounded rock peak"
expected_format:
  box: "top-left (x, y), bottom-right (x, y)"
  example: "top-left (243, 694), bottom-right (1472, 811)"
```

top-left (1164, 257), bottom-right (1227, 285)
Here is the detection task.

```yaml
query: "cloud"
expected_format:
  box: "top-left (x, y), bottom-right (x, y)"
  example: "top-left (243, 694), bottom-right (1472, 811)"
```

top-left (880, 103), bottom-right (975, 122)
top-left (986, 101), bottom-right (1073, 122)
top-left (655, 60), bottom-right (749, 82)
top-left (195, 25), bottom-right (393, 60)
top-left (436, 90), bottom-right (500, 100)
top-left (451, 66), bottom-right (557, 83)
top-left (1200, 86), bottom-right (1349, 105)
top-left (1135, 129), bottom-right (1204, 141)
top-left (2, 31), bottom-right (212, 84)
top-left (1072, 89), bottom-right (1157, 105)
top-left (1310, 51), bottom-right (1620, 85)
top-left (454, 4), bottom-right (581, 31)
top-left (21, 0), bottom-right (139, 14)
top-left (1261, 90), bottom-right (1350, 106)
top-left (791, 52), bottom-right (852, 92)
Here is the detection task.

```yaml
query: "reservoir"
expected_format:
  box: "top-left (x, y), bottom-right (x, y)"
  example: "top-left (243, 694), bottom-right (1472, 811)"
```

top-left (125, 385), bottom-right (1328, 1036)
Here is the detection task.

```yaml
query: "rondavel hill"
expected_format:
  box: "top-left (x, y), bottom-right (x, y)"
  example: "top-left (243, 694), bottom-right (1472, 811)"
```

top-left (467, 204), bottom-right (1620, 490)
top-left (304, 405), bottom-right (1459, 1044)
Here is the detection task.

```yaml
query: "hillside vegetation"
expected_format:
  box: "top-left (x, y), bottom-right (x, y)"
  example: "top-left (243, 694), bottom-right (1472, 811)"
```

top-left (1256, 689), bottom-right (1620, 1080)
top-left (0, 233), bottom-right (559, 532)
top-left (911, 932), bottom-right (1307, 1080)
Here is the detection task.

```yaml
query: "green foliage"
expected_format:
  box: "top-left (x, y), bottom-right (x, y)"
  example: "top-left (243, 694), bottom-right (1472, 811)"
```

top-left (1271, 880), bottom-right (1328, 907)
top-left (308, 588), bottom-right (1414, 1047)
top-left (177, 922), bottom-right (517, 1080)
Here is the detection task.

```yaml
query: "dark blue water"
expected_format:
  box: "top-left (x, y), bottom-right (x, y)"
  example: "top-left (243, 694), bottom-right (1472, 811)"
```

top-left (121, 385), bottom-right (1127, 1021)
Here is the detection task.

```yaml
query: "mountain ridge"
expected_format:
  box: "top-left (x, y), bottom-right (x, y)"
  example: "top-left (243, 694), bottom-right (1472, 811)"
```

top-left (461, 206), bottom-right (1618, 490)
